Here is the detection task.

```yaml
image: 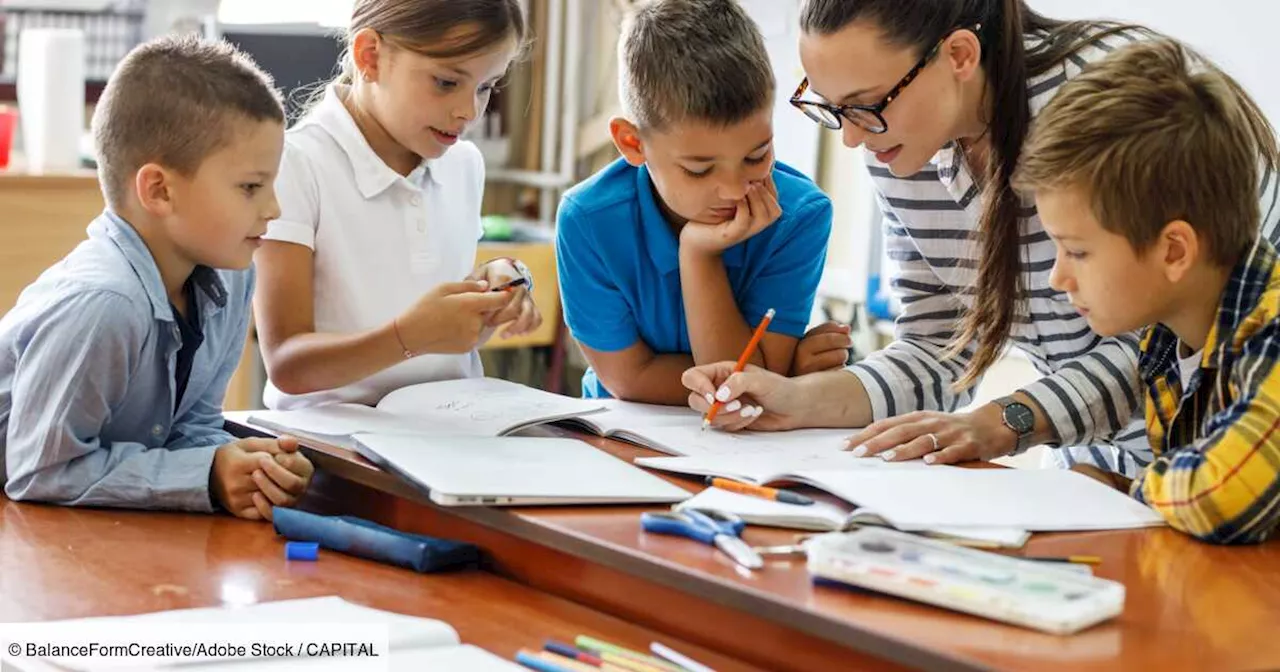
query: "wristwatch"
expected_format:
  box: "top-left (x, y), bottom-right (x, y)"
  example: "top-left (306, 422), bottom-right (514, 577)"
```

top-left (993, 396), bottom-right (1037, 454)
top-left (485, 256), bottom-right (534, 293)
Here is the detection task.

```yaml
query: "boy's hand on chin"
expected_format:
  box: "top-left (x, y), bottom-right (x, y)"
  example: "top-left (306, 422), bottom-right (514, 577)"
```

top-left (680, 175), bottom-right (781, 254)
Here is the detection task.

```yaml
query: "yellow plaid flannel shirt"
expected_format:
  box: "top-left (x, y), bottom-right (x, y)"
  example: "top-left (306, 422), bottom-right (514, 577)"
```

top-left (1136, 239), bottom-right (1280, 544)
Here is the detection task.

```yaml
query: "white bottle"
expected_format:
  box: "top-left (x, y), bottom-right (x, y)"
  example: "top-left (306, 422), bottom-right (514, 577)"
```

top-left (17, 27), bottom-right (85, 173)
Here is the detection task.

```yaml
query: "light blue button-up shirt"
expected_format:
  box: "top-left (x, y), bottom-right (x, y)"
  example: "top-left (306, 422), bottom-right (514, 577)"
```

top-left (0, 211), bottom-right (254, 511)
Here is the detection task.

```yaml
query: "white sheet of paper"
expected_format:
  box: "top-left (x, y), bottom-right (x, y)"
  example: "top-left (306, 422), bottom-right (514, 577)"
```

top-left (249, 406), bottom-right (437, 442)
top-left (636, 449), bottom-right (925, 483)
top-left (375, 377), bottom-right (604, 436)
top-left (631, 425), bottom-right (856, 457)
top-left (790, 468), bottom-right (1167, 532)
top-left (588, 399), bottom-right (702, 434)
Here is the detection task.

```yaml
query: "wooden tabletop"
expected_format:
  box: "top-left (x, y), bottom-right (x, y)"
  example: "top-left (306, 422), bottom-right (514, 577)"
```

top-left (0, 494), bottom-right (763, 672)
top-left (225, 414), bottom-right (1280, 672)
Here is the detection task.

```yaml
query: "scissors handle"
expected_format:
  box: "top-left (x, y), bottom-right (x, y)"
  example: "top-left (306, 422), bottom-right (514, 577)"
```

top-left (641, 512), bottom-right (717, 544)
top-left (685, 508), bottom-right (747, 536)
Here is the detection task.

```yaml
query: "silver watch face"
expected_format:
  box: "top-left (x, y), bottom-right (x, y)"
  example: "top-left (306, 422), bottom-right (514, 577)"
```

top-left (1003, 402), bottom-right (1036, 434)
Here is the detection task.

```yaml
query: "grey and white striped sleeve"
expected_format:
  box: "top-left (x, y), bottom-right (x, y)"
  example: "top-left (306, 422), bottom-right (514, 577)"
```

top-left (1019, 332), bottom-right (1143, 448)
top-left (1260, 160), bottom-right (1280, 245)
top-left (845, 193), bottom-right (979, 420)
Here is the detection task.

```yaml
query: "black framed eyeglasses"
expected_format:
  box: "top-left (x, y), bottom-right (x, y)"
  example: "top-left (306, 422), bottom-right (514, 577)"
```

top-left (790, 24), bottom-right (981, 135)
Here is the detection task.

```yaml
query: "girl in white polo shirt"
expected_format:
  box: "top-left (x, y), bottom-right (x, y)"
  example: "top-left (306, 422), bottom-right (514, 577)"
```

top-left (253, 0), bottom-right (540, 410)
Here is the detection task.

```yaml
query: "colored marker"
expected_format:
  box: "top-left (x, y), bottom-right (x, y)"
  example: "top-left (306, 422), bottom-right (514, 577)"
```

top-left (517, 649), bottom-right (579, 672)
top-left (544, 641), bottom-right (603, 666)
top-left (534, 651), bottom-right (601, 672)
top-left (573, 637), bottom-right (682, 672)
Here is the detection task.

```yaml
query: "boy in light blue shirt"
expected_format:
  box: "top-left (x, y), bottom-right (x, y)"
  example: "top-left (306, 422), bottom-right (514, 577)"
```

top-left (0, 36), bottom-right (312, 520)
top-left (557, 0), bottom-right (835, 406)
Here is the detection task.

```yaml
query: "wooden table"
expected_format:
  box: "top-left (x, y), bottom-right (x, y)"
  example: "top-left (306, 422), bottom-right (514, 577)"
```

top-left (225, 416), bottom-right (1280, 672)
top-left (0, 493), bottom-right (762, 671)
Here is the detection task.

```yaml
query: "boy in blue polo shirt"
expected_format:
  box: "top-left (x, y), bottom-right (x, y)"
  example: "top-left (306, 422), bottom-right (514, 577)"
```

top-left (557, 0), bottom-right (833, 405)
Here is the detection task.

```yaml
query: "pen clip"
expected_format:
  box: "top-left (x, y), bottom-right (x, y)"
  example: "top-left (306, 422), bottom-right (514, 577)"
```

top-left (489, 276), bottom-right (528, 292)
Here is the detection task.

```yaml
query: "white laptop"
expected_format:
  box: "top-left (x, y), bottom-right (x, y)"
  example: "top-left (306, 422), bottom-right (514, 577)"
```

top-left (354, 434), bottom-right (690, 506)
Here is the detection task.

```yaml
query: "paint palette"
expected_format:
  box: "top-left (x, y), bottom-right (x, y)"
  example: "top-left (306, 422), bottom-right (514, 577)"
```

top-left (807, 528), bottom-right (1125, 635)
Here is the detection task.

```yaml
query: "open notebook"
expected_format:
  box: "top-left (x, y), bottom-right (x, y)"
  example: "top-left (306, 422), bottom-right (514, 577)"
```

top-left (662, 466), bottom-right (1165, 533)
top-left (676, 487), bottom-right (1030, 548)
top-left (246, 377), bottom-right (606, 449)
top-left (247, 387), bottom-right (854, 459)
top-left (777, 468), bottom-right (1168, 532)
top-left (643, 454), bottom-right (1165, 533)
top-left (2, 596), bottom-right (524, 672)
top-left (559, 400), bottom-right (856, 457)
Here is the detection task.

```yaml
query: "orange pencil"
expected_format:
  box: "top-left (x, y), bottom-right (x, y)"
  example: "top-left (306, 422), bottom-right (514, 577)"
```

top-left (702, 308), bottom-right (774, 430)
top-left (709, 476), bottom-right (815, 506)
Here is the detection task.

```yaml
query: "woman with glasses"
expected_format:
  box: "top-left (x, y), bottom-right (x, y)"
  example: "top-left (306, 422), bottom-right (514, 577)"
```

top-left (682, 0), bottom-right (1280, 477)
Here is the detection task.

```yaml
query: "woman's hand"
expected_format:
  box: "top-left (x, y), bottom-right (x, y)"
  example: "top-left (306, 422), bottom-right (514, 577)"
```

top-left (681, 361), bottom-right (806, 432)
top-left (844, 404), bottom-right (1018, 464)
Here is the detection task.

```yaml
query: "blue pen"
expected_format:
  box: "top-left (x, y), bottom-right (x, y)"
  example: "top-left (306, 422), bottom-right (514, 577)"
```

top-left (544, 641), bottom-right (602, 665)
top-left (516, 650), bottom-right (576, 672)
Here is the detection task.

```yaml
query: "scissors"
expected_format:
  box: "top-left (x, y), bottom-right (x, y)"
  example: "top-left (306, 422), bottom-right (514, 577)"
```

top-left (640, 508), bottom-right (764, 570)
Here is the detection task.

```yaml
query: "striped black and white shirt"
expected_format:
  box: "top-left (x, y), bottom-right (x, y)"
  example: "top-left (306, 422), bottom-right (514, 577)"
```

top-left (845, 29), bottom-right (1280, 476)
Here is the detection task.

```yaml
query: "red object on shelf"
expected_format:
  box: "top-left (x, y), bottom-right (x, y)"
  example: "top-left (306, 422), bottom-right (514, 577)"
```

top-left (0, 106), bottom-right (17, 169)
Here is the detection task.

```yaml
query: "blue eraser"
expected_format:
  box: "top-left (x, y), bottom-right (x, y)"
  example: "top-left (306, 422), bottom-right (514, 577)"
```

top-left (285, 541), bottom-right (319, 561)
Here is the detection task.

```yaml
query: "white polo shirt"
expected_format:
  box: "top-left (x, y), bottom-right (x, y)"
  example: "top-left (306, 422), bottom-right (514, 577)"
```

top-left (261, 85), bottom-right (485, 410)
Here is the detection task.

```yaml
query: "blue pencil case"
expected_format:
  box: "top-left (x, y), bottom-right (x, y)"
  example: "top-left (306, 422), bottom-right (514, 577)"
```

top-left (272, 507), bottom-right (480, 573)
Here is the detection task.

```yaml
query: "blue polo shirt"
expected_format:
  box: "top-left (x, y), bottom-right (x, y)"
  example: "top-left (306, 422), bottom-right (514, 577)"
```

top-left (556, 158), bottom-right (832, 398)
